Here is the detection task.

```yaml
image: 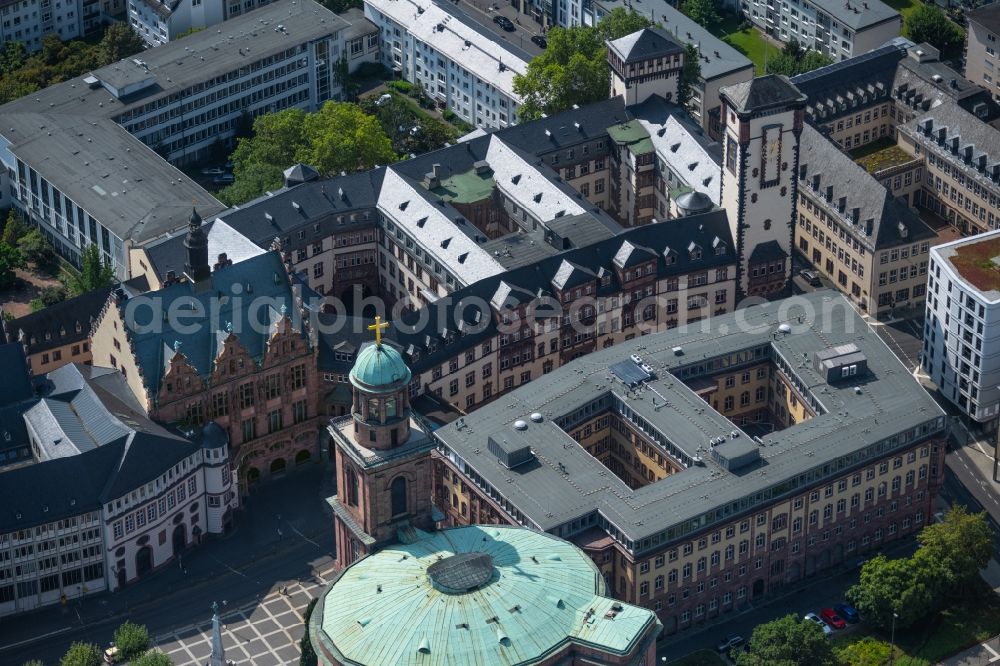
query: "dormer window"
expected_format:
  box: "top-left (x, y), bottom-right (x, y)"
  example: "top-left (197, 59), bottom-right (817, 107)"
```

top-left (688, 242), bottom-right (702, 260)
top-left (602, 274), bottom-right (611, 286)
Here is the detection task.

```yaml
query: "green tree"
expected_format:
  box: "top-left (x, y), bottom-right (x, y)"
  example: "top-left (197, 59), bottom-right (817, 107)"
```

top-left (30, 285), bottom-right (67, 311)
top-left (0, 241), bottom-right (24, 290)
top-left (18, 228), bottom-right (56, 270)
top-left (217, 162), bottom-right (286, 207)
top-left (680, 0), bottom-right (720, 28)
top-left (97, 23), bottom-right (147, 67)
top-left (917, 505), bottom-right (993, 597)
top-left (60, 642), bottom-right (102, 666)
top-left (594, 7), bottom-right (653, 41)
top-left (131, 650), bottom-right (173, 666)
top-left (224, 102), bottom-right (394, 204)
top-left (114, 621), bottom-right (150, 660)
top-left (3, 208), bottom-right (28, 246)
top-left (21, 661), bottom-right (45, 666)
top-left (677, 43), bottom-right (702, 113)
top-left (300, 597), bottom-right (318, 666)
top-left (847, 552), bottom-right (943, 629)
top-left (67, 243), bottom-right (116, 296)
top-left (904, 4), bottom-right (964, 55)
top-left (835, 636), bottom-right (892, 666)
top-left (301, 101), bottom-right (395, 175)
top-left (766, 39), bottom-right (833, 76)
top-left (0, 41), bottom-right (27, 76)
top-left (734, 613), bottom-right (838, 666)
top-left (231, 108), bottom-right (308, 179)
top-left (514, 9), bottom-right (651, 120)
top-left (318, 0), bottom-right (361, 13)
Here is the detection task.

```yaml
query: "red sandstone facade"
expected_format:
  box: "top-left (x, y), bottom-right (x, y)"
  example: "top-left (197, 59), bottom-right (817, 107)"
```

top-left (151, 316), bottom-right (322, 490)
top-left (432, 435), bottom-right (945, 636)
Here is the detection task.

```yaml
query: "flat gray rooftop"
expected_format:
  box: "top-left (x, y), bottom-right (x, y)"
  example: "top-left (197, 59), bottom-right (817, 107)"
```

top-left (3, 113), bottom-right (223, 244)
top-left (0, 0), bottom-right (348, 119)
top-left (434, 291), bottom-right (945, 551)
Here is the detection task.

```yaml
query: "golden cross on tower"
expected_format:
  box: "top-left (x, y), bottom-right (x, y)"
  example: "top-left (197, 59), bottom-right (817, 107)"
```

top-left (368, 315), bottom-right (389, 346)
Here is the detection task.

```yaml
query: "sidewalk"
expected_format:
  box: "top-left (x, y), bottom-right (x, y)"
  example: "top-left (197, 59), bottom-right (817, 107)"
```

top-left (0, 465), bottom-right (333, 653)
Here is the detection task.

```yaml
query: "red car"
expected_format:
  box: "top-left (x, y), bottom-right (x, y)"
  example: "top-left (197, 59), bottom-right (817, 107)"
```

top-left (819, 608), bottom-right (847, 629)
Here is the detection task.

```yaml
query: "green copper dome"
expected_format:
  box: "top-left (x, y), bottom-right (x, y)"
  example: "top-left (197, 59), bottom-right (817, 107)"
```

top-left (350, 343), bottom-right (411, 392)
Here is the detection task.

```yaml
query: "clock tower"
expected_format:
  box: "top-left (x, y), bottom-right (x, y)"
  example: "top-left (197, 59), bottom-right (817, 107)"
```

top-left (719, 75), bottom-right (807, 300)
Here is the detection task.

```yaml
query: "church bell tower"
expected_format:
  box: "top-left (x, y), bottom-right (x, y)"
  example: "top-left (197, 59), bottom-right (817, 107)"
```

top-left (327, 317), bottom-right (436, 570)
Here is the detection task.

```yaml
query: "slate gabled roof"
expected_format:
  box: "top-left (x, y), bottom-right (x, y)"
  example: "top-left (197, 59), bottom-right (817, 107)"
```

top-left (4, 288), bottom-right (112, 356)
top-left (798, 124), bottom-right (935, 250)
top-left (720, 75), bottom-right (807, 115)
top-left (969, 2), bottom-right (1000, 35)
top-left (0, 342), bottom-right (33, 405)
top-left (122, 252), bottom-right (308, 396)
top-left (613, 239), bottom-right (656, 269)
top-left (608, 27), bottom-right (684, 64)
top-left (395, 211), bottom-right (735, 373)
top-left (1, 364), bottom-right (197, 533)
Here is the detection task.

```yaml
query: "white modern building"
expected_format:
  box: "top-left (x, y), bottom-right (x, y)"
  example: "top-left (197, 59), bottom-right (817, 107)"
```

top-left (966, 2), bottom-right (1000, 102)
top-left (0, 362), bottom-right (238, 617)
top-left (0, 0), bottom-right (102, 52)
top-left (740, 0), bottom-right (900, 61)
top-left (924, 230), bottom-right (1000, 424)
top-left (364, 0), bottom-right (527, 129)
top-left (127, 0), bottom-right (226, 46)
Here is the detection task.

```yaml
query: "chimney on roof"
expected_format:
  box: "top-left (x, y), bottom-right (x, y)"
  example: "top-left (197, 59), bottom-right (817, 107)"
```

top-left (184, 208), bottom-right (210, 283)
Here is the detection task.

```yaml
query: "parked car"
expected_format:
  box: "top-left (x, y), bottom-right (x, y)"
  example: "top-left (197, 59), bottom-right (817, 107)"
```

top-left (376, 93), bottom-right (393, 107)
top-left (716, 634), bottom-right (745, 652)
top-left (213, 174), bottom-right (235, 185)
top-left (799, 269), bottom-right (822, 286)
top-left (201, 167), bottom-right (225, 176)
top-left (819, 608), bottom-right (847, 629)
top-left (531, 35), bottom-right (547, 48)
top-left (804, 612), bottom-right (833, 636)
top-left (834, 602), bottom-right (860, 623)
top-left (493, 15), bottom-right (515, 31)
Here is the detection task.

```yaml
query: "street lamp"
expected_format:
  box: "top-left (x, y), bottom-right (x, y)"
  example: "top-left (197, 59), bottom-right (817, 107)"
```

top-left (889, 611), bottom-right (899, 666)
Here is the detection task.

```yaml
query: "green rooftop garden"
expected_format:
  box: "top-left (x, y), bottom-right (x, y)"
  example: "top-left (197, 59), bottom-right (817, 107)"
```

top-left (850, 138), bottom-right (917, 174)
top-left (431, 169), bottom-right (496, 204)
top-left (949, 236), bottom-right (1000, 293)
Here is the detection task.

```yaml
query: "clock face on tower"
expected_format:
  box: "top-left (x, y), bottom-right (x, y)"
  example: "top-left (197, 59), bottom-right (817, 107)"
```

top-left (761, 126), bottom-right (782, 186)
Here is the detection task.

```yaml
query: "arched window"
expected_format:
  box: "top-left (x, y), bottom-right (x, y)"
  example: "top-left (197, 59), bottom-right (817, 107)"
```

top-left (390, 477), bottom-right (407, 517)
top-left (346, 467), bottom-right (359, 506)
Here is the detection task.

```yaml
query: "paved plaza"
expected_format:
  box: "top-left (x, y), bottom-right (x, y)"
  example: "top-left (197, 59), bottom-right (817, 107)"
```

top-left (153, 568), bottom-right (334, 665)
